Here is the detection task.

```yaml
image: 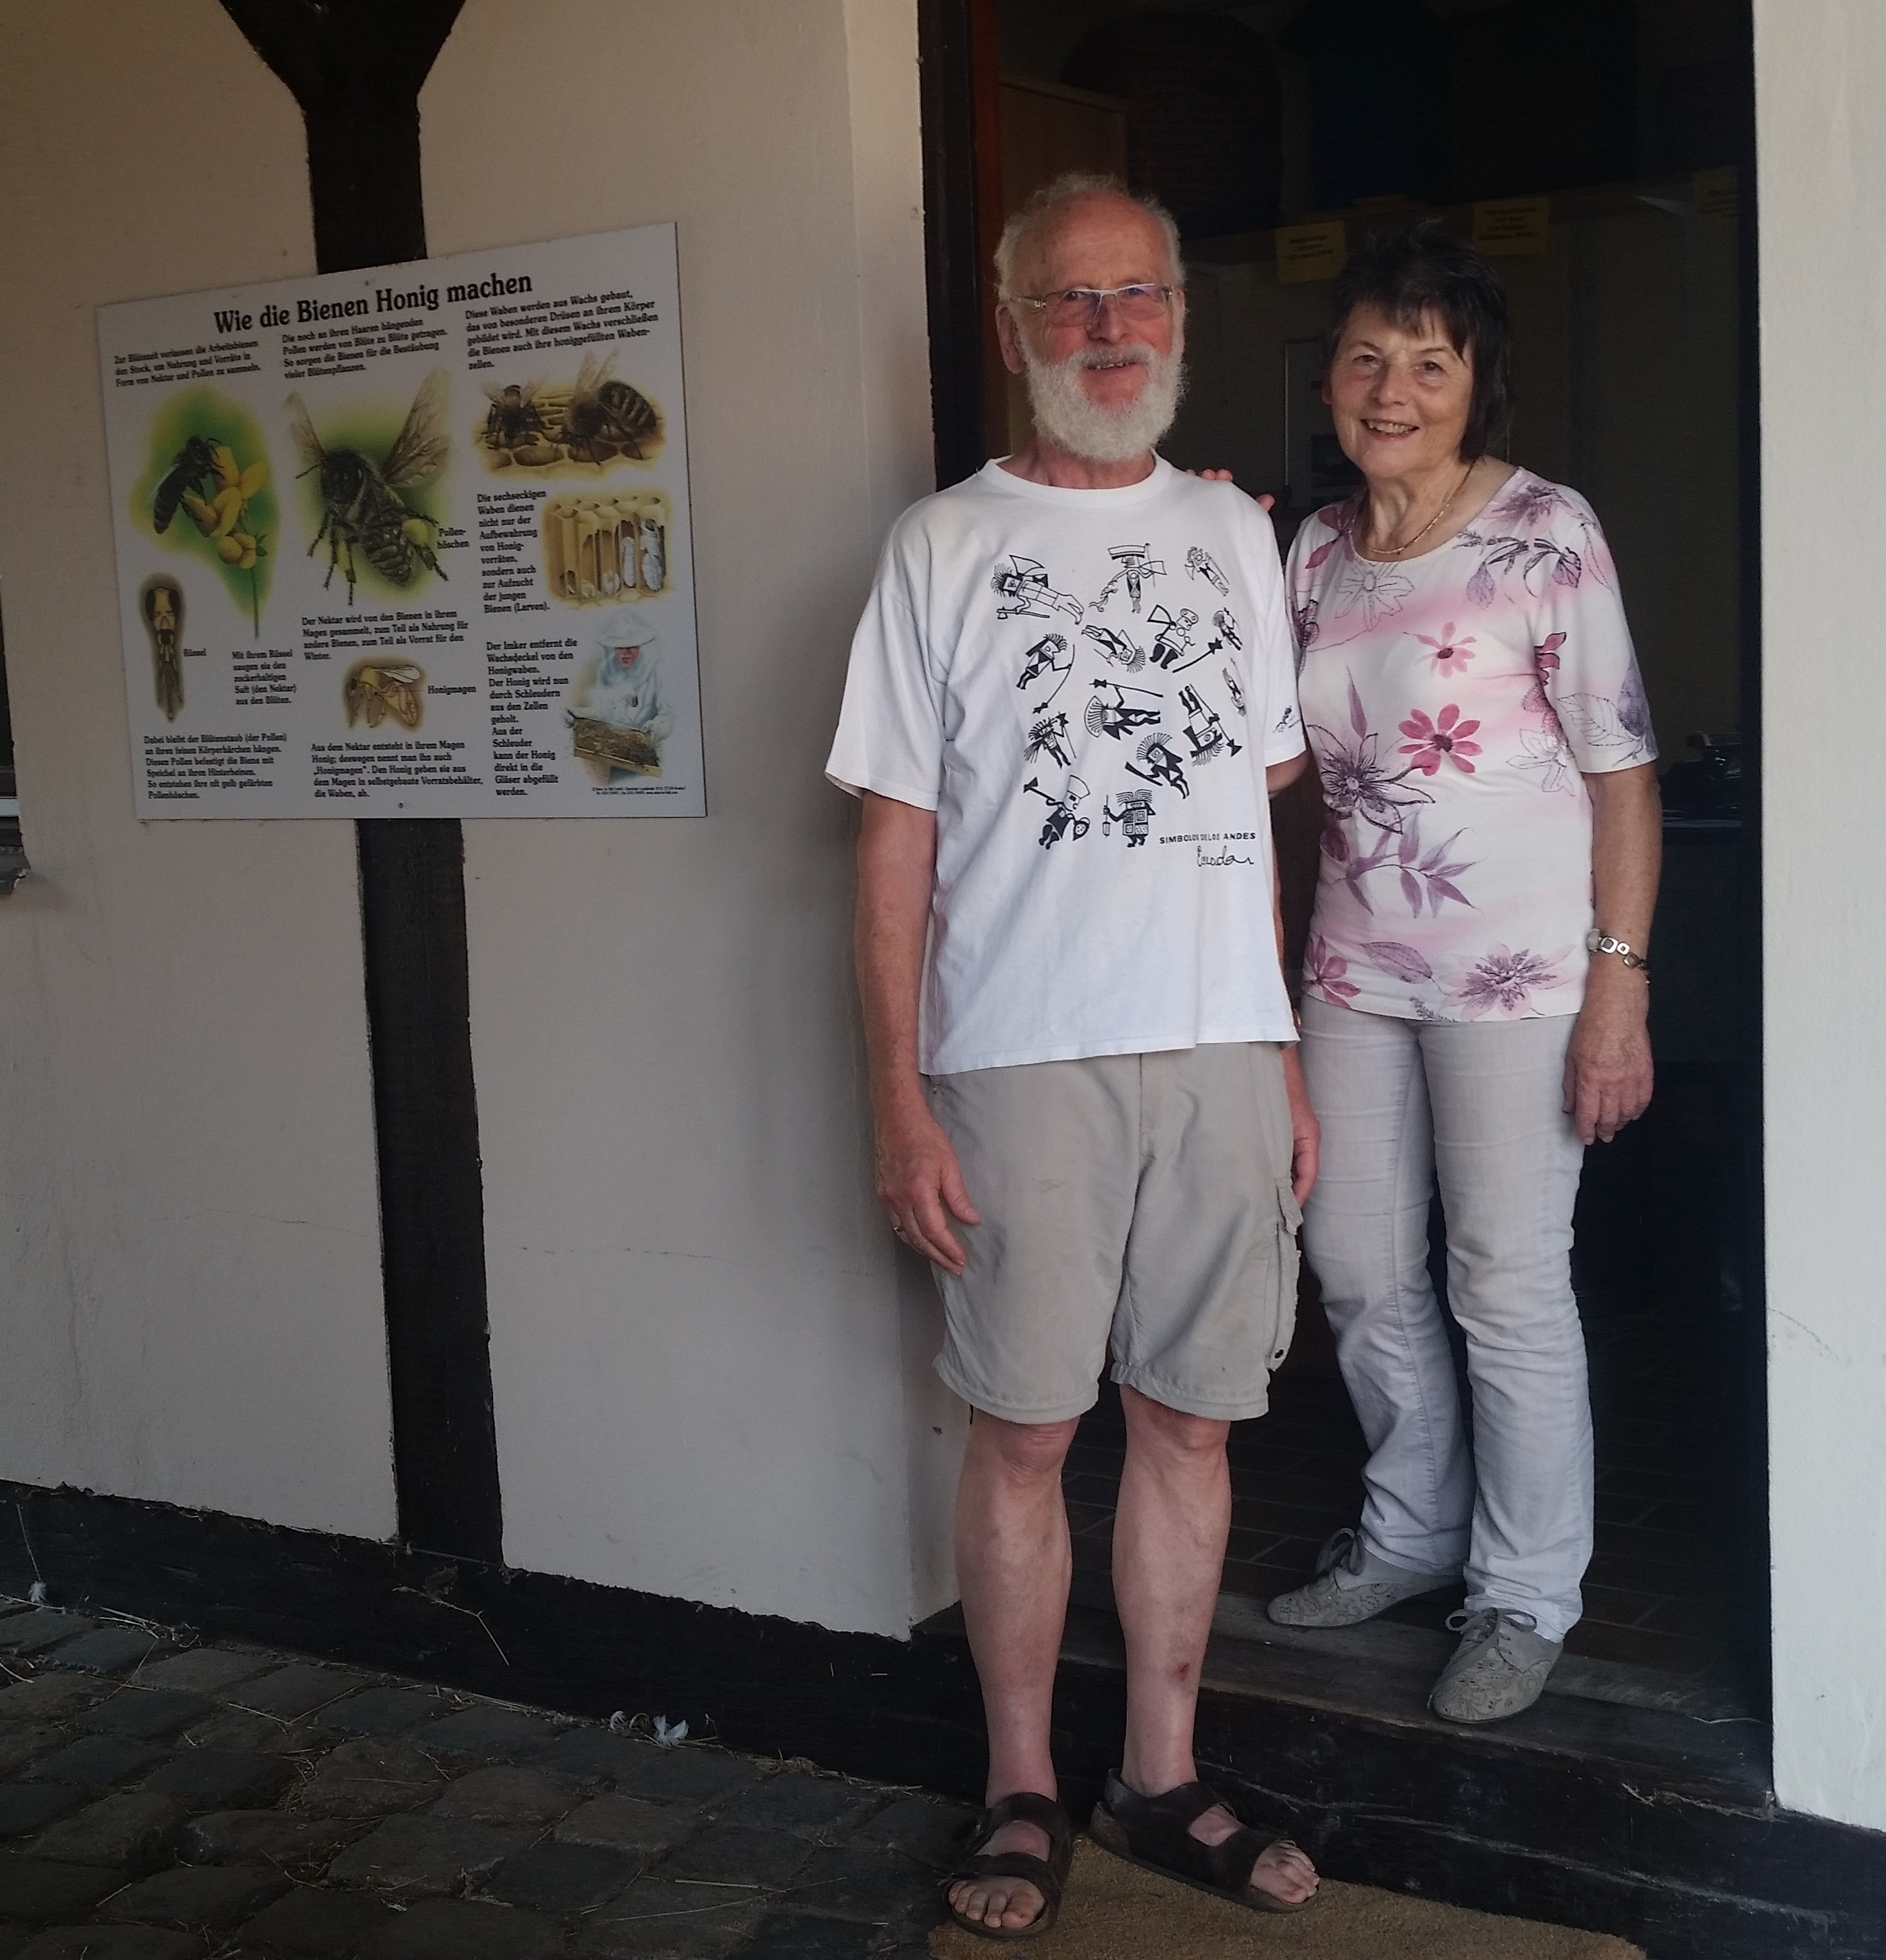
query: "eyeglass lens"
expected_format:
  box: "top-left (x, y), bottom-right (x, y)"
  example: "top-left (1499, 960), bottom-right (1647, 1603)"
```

top-left (1043, 286), bottom-right (1170, 326)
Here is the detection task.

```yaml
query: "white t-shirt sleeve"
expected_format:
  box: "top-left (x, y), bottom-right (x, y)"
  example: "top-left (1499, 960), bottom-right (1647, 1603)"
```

top-left (825, 539), bottom-right (945, 810)
top-left (1242, 503), bottom-right (1309, 767)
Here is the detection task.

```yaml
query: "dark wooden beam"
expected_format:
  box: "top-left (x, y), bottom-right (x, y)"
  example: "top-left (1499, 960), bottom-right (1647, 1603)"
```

top-left (218, 0), bottom-right (501, 1564)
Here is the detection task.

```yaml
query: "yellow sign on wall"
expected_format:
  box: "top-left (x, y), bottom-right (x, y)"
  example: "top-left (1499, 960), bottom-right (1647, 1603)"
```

top-left (1276, 221), bottom-right (1347, 284)
top-left (1472, 198), bottom-right (1552, 257)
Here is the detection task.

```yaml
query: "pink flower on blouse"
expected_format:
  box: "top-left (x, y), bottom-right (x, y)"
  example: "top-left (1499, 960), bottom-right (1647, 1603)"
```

top-left (1305, 932), bottom-right (1361, 1004)
top-left (1398, 704), bottom-right (1482, 775)
top-left (1416, 623), bottom-right (1477, 674)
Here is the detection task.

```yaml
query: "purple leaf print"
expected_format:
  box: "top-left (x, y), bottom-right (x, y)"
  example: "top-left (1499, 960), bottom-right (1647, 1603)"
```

top-left (1557, 693), bottom-right (1628, 748)
top-left (1427, 876), bottom-right (1471, 911)
top-left (1361, 940), bottom-right (1435, 984)
top-left (1348, 677), bottom-right (1368, 739)
top-left (1397, 824), bottom-right (1421, 865)
top-left (1467, 561), bottom-right (1496, 607)
top-left (1400, 869), bottom-right (1423, 916)
top-left (1305, 537), bottom-right (1338, 572)
top-left (1552, 546), bottom-right (1582, 589)
top-left (1617, 668), bottom-right (1652, 747)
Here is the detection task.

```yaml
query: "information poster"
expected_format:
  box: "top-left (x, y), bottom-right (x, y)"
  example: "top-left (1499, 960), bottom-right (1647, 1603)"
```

top-left (97, 224), bottom-right (704, 818)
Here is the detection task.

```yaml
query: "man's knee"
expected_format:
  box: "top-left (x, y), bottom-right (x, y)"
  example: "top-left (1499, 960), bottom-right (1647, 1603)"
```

top-left (1121, 1388), bottom-right (1230, 1461)
top-left (970, 1410), bottom-right (1080, 1483)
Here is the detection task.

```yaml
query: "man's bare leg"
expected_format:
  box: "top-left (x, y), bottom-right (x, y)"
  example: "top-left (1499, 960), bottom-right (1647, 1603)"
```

top-left (1112, 1386), bottom-right (1319, 1907)
top-left (947, 1408), bottom-right (1080, 1932)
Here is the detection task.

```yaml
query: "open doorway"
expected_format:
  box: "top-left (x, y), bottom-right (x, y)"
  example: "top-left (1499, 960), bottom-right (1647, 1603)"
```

top-left (921, 0), bottom-right (1764, 1721)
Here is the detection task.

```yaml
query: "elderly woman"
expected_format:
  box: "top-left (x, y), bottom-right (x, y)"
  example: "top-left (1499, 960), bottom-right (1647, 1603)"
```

top-left (1265, 224), bottom-right (1660, 1724)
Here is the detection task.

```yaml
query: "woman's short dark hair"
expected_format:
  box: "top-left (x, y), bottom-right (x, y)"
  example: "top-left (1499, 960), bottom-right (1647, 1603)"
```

top-left (1325, 221), bottom-right (1513, 462)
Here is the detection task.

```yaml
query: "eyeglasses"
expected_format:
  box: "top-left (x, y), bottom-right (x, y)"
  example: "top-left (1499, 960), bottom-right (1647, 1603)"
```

top-left (1007, 284), bottom-right (1178, 329)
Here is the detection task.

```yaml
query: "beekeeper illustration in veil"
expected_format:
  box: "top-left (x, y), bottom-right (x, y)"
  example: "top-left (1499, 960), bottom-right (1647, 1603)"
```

top-left (569, 603), bottom-right (673, 779)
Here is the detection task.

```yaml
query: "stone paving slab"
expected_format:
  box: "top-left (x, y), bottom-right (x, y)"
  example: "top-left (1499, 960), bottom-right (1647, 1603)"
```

top-left (132, 1649), bottom-right (275, 1697)
top-left (0, 1618), bottom-right (94, 1660)
top-left (23, 1738), bottom-right (169, 1790)
top-left (43, 1629), bottom-right (172, 1677)
top-left (75, 1692), bottom-right (213, 1742)
top-left (14, 1929), bottom-right (205, 1960)
top-left (355, 1895), bottom-right (564, 1959)
top-left (323, 1813), bottom-right (536, 1897)
top-left (29, 1793), bottom-right (188, 1876)
top-left (234, 1882), bottom-right (396, 1955)
top-left (224, 1666), bottom-right (370, 1721)
top-left (0, 1853), bottom-right (128, 1919)
top-left (0, 1610), bottom-right (963, 1959)
top-left (99, 1859), bottom-right (291, 1928)
top-left (0, 1786), bottom-right (85, 1841)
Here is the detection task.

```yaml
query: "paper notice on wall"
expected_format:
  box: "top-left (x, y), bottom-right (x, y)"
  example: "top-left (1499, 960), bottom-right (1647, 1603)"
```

top-left (1275, 221), bottom-right (1348, 285)
top-left (1471, 198), bottom-right (1552, 257)
top-left (97, 224), bottom-right (705, 818)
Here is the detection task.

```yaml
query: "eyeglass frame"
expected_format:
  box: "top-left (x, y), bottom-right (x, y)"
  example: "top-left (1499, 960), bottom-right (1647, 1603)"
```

top-left (1003, 283), bottom-right (1181, 329)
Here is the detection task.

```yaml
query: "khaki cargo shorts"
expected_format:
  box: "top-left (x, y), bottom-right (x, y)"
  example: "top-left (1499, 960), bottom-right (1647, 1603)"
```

top-left (926, 1042), bottom-right (1302, 1425)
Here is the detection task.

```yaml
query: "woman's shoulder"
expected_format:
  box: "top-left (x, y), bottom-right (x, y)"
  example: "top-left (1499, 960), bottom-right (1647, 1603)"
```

top-left (1473, 468), bottom-right (1602, 541)
top-left (1285, 496), bottom-right (1357, 576)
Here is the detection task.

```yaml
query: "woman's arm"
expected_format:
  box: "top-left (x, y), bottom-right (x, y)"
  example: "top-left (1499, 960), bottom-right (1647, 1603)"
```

top-left (1565, 762), bottom-right (1661, 1144)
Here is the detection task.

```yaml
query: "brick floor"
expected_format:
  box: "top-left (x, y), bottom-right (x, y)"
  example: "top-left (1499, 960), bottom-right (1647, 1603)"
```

top-left (0, 1613), bottom-right (963, 1959)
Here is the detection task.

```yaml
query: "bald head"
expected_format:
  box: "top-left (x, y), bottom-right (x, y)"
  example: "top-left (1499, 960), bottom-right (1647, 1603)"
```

top-left (994, 174), bottom-right (1183, 301)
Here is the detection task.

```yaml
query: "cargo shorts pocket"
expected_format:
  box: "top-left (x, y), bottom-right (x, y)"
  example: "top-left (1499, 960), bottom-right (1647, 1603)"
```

top-left (1268, 1180), bottom-right (1303, 1373)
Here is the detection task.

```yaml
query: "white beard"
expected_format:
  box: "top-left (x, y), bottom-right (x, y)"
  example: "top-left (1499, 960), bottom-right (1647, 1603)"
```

top-left (1021, 334), bottom-right (1187, 464)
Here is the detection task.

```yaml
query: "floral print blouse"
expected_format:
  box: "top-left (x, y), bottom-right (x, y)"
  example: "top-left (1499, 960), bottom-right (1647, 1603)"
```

top-left (1287, 469), bottom-right (1655, 1022)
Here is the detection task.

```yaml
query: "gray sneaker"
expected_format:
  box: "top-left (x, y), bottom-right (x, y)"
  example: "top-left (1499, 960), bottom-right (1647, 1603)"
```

top-left (1428, 1608), bottom-right (1563, 1724)
top-left (1265, 1529), bottom-right (1461, 1628)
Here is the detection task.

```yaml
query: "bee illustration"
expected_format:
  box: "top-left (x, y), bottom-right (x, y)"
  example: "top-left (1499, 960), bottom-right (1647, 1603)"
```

top-left (482, 379), bottom-right (548, 452)
top-left (153, 435), bottom-right (218, 535)
top-left (562, 350), bottom-right (660, 462)
top-left (344, 660), bottom-right (425, 731)
top-left (140, 576), bottom-right (184, 720)
top-left (286, 371), bottom-right (450, 605)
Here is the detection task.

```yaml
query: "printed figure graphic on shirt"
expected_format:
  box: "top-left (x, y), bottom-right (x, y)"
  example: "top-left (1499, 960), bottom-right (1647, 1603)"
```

top-left (1213, 608), bottom-right (1242, 652)
top-left (1092, 543), bottom-right (1165, 614)
top-left (1102, 787), bottom-right (1155, 846)
top-left (991, 554), bottom-right (1082, 623)
top-left (1017, 631), bottom-right (1073, 706)
top-left (1178, 683), bottom-right (1241, 764)
top-left (1126, 732), bottom-right (1190, 798)
top-left (1084, 678), bottom-right (1163, 741)
top-left (1023, 773), bottom-right (1091, 848)
top-left (1147, 605), bottom-right (1203, 670)
top-left (1222, 667), bottom-right (1247, 717)
top-left (1025, 711), bottom-right (1075, 769)
top-left (1083, 623), bottom-right (1147, 671)
top-left (1185, 545), bottom-right (1229, 595)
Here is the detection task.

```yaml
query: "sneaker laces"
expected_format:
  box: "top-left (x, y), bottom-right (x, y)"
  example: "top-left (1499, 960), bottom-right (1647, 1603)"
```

top-left (1313, 1527), bottom-right (1365, 1581)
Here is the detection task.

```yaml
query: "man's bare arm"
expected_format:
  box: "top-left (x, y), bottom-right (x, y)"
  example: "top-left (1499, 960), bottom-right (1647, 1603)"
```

top-left (1264, 755), bottom-right (1317, 1204)
top-left (855, 791), bottom-right (980, 1272)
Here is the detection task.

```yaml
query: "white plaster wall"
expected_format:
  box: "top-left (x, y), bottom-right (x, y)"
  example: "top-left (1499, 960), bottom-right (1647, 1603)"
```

top-left (0, 1), bottom-right (396, 1540)
top-left (1756, 0), bottom-right (1886, 1833)
top-left (422, 0), bottom-right (961, 1636)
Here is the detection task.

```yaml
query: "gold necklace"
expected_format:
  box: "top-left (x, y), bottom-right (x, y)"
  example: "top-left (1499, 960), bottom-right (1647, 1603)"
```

top-left (1364, 460), bottom-right (1475, 560)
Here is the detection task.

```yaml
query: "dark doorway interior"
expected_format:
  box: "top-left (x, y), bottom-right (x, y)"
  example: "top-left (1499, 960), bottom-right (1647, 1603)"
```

top-left (926, 0), bottom-right (1764, 1720)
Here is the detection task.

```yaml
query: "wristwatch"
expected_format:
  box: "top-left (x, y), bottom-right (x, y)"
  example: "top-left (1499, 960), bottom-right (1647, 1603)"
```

top-left (1586, 929), bottom-right (1649, 974)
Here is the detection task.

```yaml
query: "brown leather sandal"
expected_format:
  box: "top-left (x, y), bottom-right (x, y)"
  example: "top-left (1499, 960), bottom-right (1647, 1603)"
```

top-left (1089, 1771), bottom-right (1314, 1915)
top-left (943, 1791), bottom-right (1075, 1941)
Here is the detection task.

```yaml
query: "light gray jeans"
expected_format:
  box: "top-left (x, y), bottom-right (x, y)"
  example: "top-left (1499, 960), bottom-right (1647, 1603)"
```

top-left (1299, 995), bottom-right (1592, 1642)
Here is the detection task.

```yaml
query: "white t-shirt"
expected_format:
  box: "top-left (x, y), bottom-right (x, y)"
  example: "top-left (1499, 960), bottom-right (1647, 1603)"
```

top-left (827, 457), bottom-right (1306, 1076)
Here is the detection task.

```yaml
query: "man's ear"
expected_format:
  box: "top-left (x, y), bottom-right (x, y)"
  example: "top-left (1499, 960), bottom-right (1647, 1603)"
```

top-left (995, 304), bottom-right (1028, 378)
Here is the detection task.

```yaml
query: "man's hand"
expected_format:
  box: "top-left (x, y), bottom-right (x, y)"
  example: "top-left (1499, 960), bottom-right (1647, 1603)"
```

top-left (1563, 976), bottom-right (1653, 1145)
top-left (875, 1094), bottom-right (980, 1274)
top-left (1283, 1044), bottom-right (1319, 1206)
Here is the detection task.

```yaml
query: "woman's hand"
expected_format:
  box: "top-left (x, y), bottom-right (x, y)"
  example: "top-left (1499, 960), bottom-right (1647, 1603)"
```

top-left (1563, 972), bottom-right (1653, 1144)
top-left (1184, 467), bottom-right (1274, 512)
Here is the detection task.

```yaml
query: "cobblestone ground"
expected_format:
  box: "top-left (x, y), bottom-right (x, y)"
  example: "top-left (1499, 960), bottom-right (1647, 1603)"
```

top-left (0, 1601), bottom-right (974, 1959)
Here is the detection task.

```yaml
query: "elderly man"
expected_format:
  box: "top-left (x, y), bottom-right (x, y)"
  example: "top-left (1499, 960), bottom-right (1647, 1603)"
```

top-left (827, 175), bottom-right (1321, 1937)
